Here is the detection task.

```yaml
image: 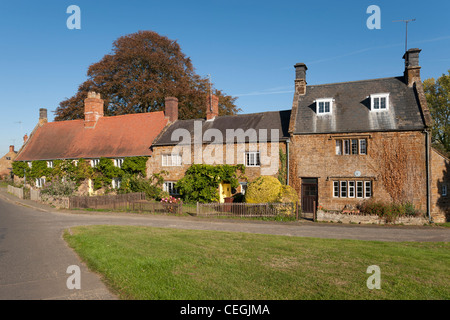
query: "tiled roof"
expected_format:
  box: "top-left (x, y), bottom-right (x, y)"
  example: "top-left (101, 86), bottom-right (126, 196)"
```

top-left (152, 110), bottom-right (291, 146)
top-left (15, 112), bottom-right (168, 161)
top-left (292, 76), bottom-right (427, 134)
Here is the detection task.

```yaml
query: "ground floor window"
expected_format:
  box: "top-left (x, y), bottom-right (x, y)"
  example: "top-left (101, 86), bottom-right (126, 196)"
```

top-left (112, 177), bottom-right (122, 189)
top-left (35, 177), bottom-right (46, 188)
top-left (163, 181), bottom-right (179, 195)
top-left (333, 180), bottom-right (371, 199)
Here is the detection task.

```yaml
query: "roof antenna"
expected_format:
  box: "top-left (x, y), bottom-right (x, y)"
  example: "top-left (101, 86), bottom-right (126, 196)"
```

top-left (207, 74), bottom-right (212, 112)
top-left (393, 18), bottom-right (416, 52)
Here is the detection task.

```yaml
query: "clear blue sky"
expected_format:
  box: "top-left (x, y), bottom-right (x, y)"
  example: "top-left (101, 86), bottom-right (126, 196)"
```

top-left (0, 0), bottom-right (449, 154)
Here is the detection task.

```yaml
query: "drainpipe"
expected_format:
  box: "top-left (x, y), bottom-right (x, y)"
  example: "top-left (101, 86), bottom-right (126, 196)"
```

top-left (425, 129), bottom-right (431, 223)
top-left (286, 138), bottom-right (290, 185)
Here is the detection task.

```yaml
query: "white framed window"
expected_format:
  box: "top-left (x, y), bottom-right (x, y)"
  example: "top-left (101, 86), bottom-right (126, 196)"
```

top-left (335, 140), bottom-right (342, 155)
top-left (112, 177), bottom-right (122, 189)
top-left (364, 181), bottom-right (372, 198)
top-left (91, 159), bottom-right (100, 167)
top-left (370, 93), bottom-right (389, 111)
top-left (335, 139), bottom-right (367, 156)
top-left (351, 139), bottom-right (358, 155)
top-left (333, 180), bottom-right (372, 199)
top-left (340, 181), bottom-right (347, 198)
top-left (114, 158), bottom-right (124, 168)
top-left (316, 98), bottom-right (333, 115)
top-left (240, 182), bottom-right (248, 195)
top-left (359, 139), bottom-right (367, 155)
top-left (356, 181), bottom-right (364, 198)
top-left (245, 151), bottom-right (260, 167)
top-left (162, 154), bottom-right (182, 167)
top-left (35, 177), bottom-right (46, 188)
top-left (343, 140), bottom-right (350, 155)
top-left (47, 161), bottom-right (53, 168)
top-left (442, 185), bottom-right (447, 197)
top-left (348, 181), bottom-right (355, 198)
top-left (163, 181), bottom-right (179, 195)
top-left (333, 181), bottom-right (340, 198)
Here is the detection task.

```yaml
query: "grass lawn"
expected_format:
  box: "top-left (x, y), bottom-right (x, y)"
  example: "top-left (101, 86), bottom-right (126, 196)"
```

top-left (64, 225), bottom-right (450, 300)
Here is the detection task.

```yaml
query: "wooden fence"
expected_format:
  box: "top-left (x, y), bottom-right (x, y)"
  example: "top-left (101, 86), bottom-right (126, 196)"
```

top-left (196, 202), bottom-right (299, 219)
top-left (68, 192), bottom-right (182, 214)
top-left (68, 192), bottom-right (145, 210)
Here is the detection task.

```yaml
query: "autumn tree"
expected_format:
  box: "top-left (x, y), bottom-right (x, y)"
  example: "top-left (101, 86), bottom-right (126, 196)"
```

top-left (54, 31), bottom-right (240, 121)
top-left (423, 70), bottom-right (450, 156)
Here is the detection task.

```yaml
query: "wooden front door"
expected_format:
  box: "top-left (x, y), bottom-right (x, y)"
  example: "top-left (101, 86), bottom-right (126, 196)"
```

top-left (301, 178), bottom-right (318, 213)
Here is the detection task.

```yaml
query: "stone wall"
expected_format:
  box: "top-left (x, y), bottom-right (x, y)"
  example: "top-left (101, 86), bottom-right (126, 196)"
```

top-left (316, 210), bottom-right (429, 225)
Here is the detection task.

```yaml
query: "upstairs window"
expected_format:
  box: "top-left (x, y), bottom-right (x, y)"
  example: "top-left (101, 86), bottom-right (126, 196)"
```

top-left (114, 158), bottom-right (124, 168)
top-left (91, 159), bottom-right (100, 167)
top-left (162, 154), bottom-right (182, 167)
top-left (335, 139), bottom-right (367, 155)
top-left (47, 161), bottom-right (53, 168)
top-left (245, 151), bottom-right (260, 167)
top-left (370, 93), bottom-right (389, 111)
top-left (315, 98), bottom-right (333, 115)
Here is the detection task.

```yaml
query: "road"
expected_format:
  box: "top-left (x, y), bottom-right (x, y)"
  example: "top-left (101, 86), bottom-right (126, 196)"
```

top-left (0, 189), bottom-right (448, 300)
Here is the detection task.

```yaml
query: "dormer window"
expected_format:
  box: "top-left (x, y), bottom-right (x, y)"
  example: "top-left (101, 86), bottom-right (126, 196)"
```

top-left (316, 98), bottom-right (333, 115)
top-left (370, 93), bottom-right (389, 111)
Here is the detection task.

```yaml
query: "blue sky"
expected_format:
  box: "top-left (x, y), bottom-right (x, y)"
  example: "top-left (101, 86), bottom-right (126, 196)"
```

top-left (0, 0), bottom-right (449, 154)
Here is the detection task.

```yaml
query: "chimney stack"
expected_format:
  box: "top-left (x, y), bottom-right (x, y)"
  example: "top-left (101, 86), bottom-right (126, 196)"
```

top-left (39, 108), bottom-right (48, 126)
top-left (164, 97), bottom-right (178, 123)
top-left (403, 48), bottom-right (421, 87)
top-left (84, 91), bottom-right (104, 129)
top-left (9, 145), bottom-right (14, 153)
top-left (294, 63), bottom-right (307, 95)
top-left (206, 94), bottom-right (219, 120)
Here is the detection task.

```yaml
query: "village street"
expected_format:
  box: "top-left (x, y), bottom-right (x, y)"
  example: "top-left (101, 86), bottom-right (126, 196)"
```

top-left (0, 188), bottom-right (448, 300)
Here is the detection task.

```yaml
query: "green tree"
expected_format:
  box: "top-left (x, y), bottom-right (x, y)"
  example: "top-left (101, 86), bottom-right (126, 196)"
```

top-left (424, 70), bottom-right (450, 155)
top-left (54, 31), bottom-right (240, 121)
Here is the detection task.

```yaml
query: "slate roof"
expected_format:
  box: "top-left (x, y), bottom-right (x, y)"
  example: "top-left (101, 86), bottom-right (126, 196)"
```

top-left (292, 76), bottom-right (427, 134)
top-left (153, 110), bottom-right (291, 146)
top-left (15, 112), bottom-right (168, 161)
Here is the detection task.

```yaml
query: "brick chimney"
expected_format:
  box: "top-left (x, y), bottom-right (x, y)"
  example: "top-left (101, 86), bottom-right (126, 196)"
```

top-left (39, 108), bottom-right (48, 127)
top-left (9, 145), bottom-right (14, 153)
top-left (403, 48), bottom-right (421, 87)
top-left (206, 94), bottom-right (219, 120)
top-left (84, 91), bottom-right (104, 129)
top-left (294, 63), bottom-right (307, 95)
top-left (164, 97), bottom-right (178, 123)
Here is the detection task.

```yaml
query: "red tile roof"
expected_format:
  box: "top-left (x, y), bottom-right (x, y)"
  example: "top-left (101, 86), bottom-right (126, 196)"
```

top-left (16, 112), bottom-right (168, 161)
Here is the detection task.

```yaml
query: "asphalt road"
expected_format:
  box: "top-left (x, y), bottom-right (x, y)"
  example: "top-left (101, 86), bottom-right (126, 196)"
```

top-left (0, 188), bottom-right (449, 300)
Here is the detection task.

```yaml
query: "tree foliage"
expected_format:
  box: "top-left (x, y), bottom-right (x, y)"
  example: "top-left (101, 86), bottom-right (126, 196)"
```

top-left (175, 164), bottom-right (245, 203)
top-left (54, 31), bottom-right (241, 121)
top-left (424, 70), bottom-right (450, 156)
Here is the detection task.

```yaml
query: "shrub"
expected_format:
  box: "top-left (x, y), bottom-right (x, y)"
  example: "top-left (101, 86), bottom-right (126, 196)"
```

top-left (358, 200), bottom-right (421, 223)
top-left (277, 185), bottom-right (299, 203)
top-left (245, 176), bottom-right (282, 203)
top-left (40, 179), bottom-right (77, 197)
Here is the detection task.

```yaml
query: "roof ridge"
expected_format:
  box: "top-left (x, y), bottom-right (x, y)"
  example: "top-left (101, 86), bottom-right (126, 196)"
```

top-left (307, 76), bottom-right (404, 88)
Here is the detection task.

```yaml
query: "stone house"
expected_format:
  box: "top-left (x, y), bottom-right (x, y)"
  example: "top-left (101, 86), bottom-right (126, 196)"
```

top-left (14, 92), bottom-right (168, 193)
top-left (0, 145), bottom-right (17, 179)
top-left (148, 95), bottom-right (291, 200)
top-left (287, 48), bottom-right (449, 223)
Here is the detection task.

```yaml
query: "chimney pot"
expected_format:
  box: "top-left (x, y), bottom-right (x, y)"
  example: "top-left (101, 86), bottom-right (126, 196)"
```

top-left (165, 97), bottom-right (178, 123)
top-left (9, 145), bottom-right (14, 153)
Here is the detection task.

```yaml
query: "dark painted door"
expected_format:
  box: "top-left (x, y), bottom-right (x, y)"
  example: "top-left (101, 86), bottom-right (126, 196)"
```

top-left (301, 178), bottom-right (318, 213)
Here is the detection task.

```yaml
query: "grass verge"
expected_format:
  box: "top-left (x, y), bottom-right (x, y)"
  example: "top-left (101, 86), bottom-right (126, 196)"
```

top-left (64, 225), bottom-right (449, 300)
